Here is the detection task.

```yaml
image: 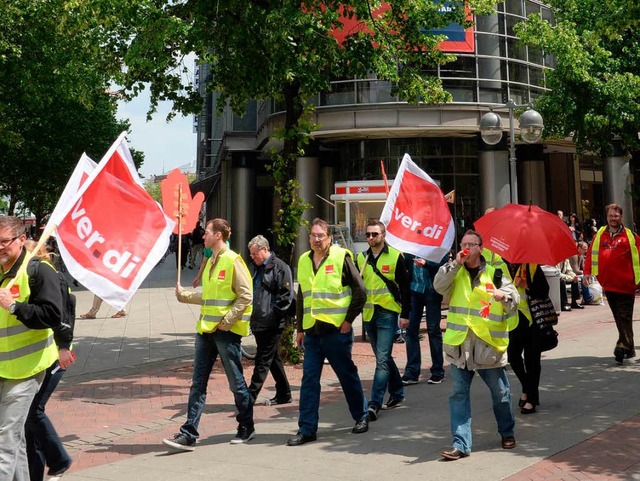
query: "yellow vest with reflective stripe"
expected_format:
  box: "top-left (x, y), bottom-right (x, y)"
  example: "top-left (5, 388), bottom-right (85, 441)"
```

top-left (443, 264), bottom-right (513, 353)
top-left (481, 248), bottom-right (512, 282)
top-left (0, 256), bottom-right (58, 379)
top-left (297, 246), bottom-right (352, 329)
top-left (357, 248), bottom-right (401, 322)
top-left (591, 226), bottom-right (640, 283)
top-left (198, 249), bottom-right (252, 336)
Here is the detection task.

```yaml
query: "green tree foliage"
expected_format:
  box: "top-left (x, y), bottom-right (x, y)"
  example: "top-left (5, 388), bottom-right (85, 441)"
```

top-left (82, 0), bottom-right (498, 260)
top-left (516, 0), bottom-right (640, 155)
top-left (0, 0), bottom-right (144, 227)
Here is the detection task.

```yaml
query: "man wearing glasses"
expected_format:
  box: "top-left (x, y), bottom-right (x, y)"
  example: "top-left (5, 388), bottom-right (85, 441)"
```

top-left (287, 218), bottom-right (368, 446)
top-left (433, 230), bottom-right (519, 461)
top-left (246, 235), bottom-right (294, 406)
top-left (0, 217), bottom-right (63, 479)
top-left (356, 220), bottom-right (411, 421)
top-left (164, 218), bottom-right (254, 451)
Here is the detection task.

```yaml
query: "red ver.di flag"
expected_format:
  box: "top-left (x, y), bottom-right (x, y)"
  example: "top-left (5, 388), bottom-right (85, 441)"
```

top-left (380, 154), bottom-right (455, 262)
top-left (55, 133), bottom-right (174, 309)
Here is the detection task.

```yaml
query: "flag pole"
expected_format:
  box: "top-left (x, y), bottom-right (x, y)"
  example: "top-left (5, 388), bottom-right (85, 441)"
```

top-left (380, 160), bottom-right (389, 197)
top-left (176, 183), bottom-right (183, 286)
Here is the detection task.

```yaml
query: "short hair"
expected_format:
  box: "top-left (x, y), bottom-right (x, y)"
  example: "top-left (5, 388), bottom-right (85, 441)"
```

top-left (207, 218), bottom-right (231, 242)
top-left (605, 203), bottom-right (623, 216)
top-left (462, 229), bottom-right (482, 246)
top-left (577, 241), bottom-right (588, 250)
top-left (248, 235), bottom-right (270, 251)
top-left (0, 216), bottom-right (25, 237)
top-left (366, 220), bottom-right (386, 235)
top-left (310, 218), bottom-right (331, 236)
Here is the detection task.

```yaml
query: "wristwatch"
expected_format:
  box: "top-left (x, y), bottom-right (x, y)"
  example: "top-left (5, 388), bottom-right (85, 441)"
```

top-left (8, 302), bottom-right (16, 314)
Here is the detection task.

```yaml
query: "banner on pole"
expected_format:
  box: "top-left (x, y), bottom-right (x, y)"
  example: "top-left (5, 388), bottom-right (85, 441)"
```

top-left (380, 154), bottom-right (455, 262)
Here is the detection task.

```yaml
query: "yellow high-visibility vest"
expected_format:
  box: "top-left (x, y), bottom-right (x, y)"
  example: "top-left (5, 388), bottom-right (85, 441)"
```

top-left (0, 256), bottom-right (58, 379)
top-left (591, 226), bottom-right (640, 283)
top-left (443, 264), bottom-right (515, 353)
top-left (357, 248), bottom-right (401, 322)
top-left (198, 249), bottom-right (252, 336)
top-left (298, 246), bottom-right (352, 329)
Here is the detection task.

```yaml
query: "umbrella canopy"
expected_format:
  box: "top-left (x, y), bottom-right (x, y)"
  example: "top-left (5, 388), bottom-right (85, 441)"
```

top-left (474, 203), bottom-right (578, 266)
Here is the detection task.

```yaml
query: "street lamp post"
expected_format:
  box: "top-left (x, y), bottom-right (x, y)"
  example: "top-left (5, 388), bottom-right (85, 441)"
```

top-left (479, 100), bottom-right (544, 204)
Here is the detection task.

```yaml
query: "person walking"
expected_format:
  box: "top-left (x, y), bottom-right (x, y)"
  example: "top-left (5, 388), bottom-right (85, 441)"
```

top-left (79, 294), bottom-right (127, 319)
top-left (287, 218), bottom-right (368, 446)
top-left (23, 240), bottom-right (75, 481)
top-left (163, 218), bottom-right (254, 451)
top-left (402, 253), bottom-right (446, 386)
top-left (583, 203), bottom-right (640, 364)
top-left (188, 223), bottom-right (205, 269)
top-left (356, 221), bottom-right (411, 421)
top-left (246, 235), bottom-right (294, 406)
top-left (506, 262), bottom-right (548, 415)
top-left (0, 216), bottom-right (63, 480)
top-left (434, 230), bottom-right (519, 461)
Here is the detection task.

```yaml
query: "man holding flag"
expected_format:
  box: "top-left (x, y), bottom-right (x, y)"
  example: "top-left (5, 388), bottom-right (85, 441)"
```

top-left (0, 217), bottom-right (63, 479)
top-left (163, 218), bottom-right (255, 451)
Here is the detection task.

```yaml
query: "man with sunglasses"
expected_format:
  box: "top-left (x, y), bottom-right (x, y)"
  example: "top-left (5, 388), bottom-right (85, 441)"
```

top-left (356, 221), bottom-right (411, 421)
top-left (164, 218), bottom-right (254, 451)
top-left (0, 217), bottom-right (63, 479)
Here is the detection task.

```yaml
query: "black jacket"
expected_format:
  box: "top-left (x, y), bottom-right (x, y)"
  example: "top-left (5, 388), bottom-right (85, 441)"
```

top-left (249, 253), bottom-right (295, 332)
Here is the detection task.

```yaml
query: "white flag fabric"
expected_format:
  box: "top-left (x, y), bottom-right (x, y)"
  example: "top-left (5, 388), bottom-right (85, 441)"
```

top-left (54, 133), bottom-right (175, 309)
top-left (48, 153), bottom-right (97, 228)
top-left (380, 154), bottom-right (455, 262)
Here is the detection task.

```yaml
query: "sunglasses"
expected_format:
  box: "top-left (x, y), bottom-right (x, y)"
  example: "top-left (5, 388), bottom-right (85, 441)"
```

top-left (365, 232), bottom-right (380, 238)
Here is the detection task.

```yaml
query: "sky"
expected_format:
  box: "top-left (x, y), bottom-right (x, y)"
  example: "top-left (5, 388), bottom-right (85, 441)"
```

top-left (116, 89), bottom-right (197, 180)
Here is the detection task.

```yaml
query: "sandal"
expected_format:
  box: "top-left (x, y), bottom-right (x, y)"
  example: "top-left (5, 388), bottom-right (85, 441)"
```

top-left (111, 311), bottom-right (126, 318)
top-left (79, 313), bottom-right (96, 319)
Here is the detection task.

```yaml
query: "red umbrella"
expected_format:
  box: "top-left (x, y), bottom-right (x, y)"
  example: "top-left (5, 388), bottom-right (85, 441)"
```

top-left (474, 203), bottom-right (577, 265)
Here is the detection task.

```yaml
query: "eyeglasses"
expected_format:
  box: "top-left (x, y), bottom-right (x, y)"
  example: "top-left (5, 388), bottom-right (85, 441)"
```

top-left (0, 236), bottom-right (18, 248)
top-left (460, 242), bottom-right (480, 248)
top-left (310, 233), bottom-right (327, 240)
top-left (249, 247), bottom-right (265, 257)
top-left (365, 232), bottom-right (380, 238)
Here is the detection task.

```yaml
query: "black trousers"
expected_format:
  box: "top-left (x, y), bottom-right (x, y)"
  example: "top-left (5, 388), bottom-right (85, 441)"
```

top-left (508, 312), bottom-right (542, 406)
top-left (560, 279), bottom-right (581, 306)
top-left (248, 328), bottom-right (291, 402)
top-left (604, 291), bottom-right (636, 353)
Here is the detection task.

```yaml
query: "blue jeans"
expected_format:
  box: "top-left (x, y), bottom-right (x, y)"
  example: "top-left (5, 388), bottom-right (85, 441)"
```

top-left (181, 331), bottom-right (253, 441)
top-left (25, 361), bottom-right (72, 481)
top-left (298, 328), bottom-right (368, 436)
top-left (364, 306), bottom-right (404, 408)
top-left (449, 364), bottom-right (515, 454)
top-left (404, 291), bottom-right (444, 380)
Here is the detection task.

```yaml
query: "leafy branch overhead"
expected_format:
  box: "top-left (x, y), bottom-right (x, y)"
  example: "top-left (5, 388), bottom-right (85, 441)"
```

top-left (516, 0), bottom-right (640, 155)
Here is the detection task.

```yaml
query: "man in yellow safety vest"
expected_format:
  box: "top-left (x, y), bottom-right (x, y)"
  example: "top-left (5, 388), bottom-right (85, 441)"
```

top-left (0, 216), bottom-right (63, 479)
top-left (163, 218), bottom-right (254, 451)
top-left (287, 218), bottom-right (368, 446)
top-left (583, 203), bottom-right (640, 364)
top-left (434, 229), bottom-right (519, 461)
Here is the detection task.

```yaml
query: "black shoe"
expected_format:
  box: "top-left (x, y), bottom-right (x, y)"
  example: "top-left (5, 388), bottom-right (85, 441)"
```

top-left (626, 349), bottom-right (636, 359)
top-left (520, 405), bottom-right (536, 415)
top-left (517, 398), bottom-right (527, 408)
top-left (441, 447), bottom-right (469, 460)
top-left (571, 303), bottom-right (585, 309)
top-left (352, 418), bottom-right (369, 434)
top-left (47, 463), bottom-right (71, 476)
top-left (230, 425), bottom-right (255, 444)
top-left (163, 432), bottom-right (196, 451)
top-left (561, 305), bottom-right (572, 312)
top-left (287, 432), bottom-right (317, 446)
top-left (502, 436), bottom-right (517, 449)
top-left (614, 347), bottom-right (625, 364)
top-left (367, 406), bottom-right (379, 421)
top-left (266, 395), bottom-right (292, 406)
top-left (382, 396), bottom-right (405, 410)
top-left (401, 376), bottom-right (419, 386)
top-left (427, 375), bottom-right (444, 384)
